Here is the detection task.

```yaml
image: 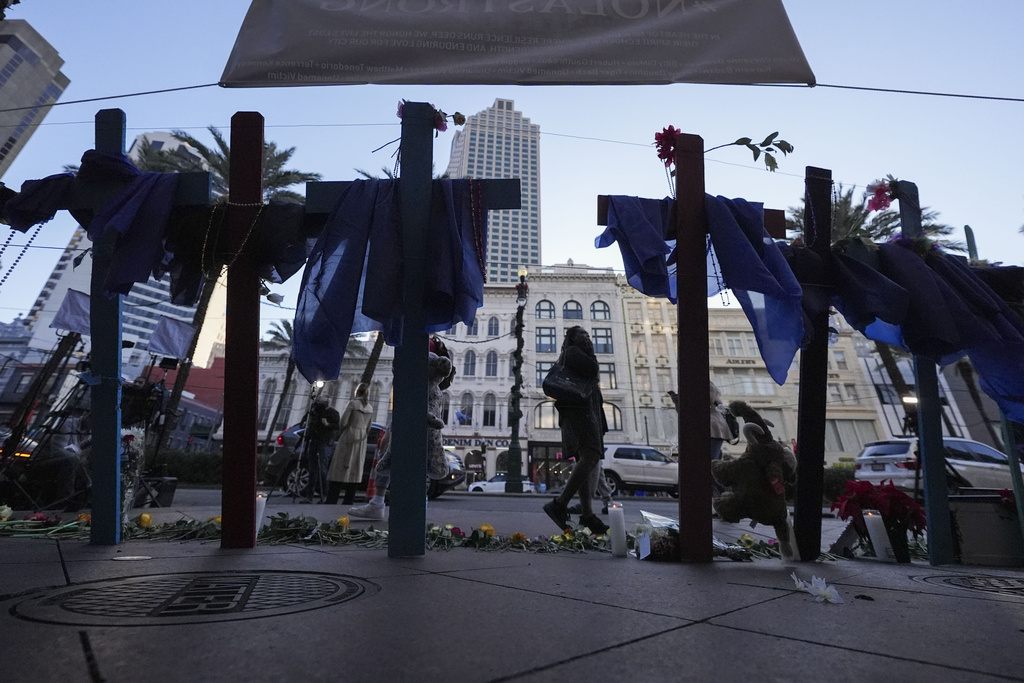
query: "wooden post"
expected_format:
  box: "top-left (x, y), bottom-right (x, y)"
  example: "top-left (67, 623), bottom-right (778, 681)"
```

top-left (89, 109), bottom-right (128, 545)
top-left (794, 166), bottom-right (832, 561)
top-left (221, 112), bottom-right (264, 549)
top-left (674, 134), bottom-right (713, 563)
top-left (895, 180), bottom-right (954, 565)
top-left (388, 102), bottom-right (434, 557)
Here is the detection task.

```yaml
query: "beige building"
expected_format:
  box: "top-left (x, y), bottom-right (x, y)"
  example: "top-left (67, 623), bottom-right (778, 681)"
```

top-left (253, 263), bottom-right (890, 489)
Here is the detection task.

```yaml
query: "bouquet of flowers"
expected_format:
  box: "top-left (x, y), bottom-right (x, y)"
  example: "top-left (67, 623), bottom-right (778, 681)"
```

top-left (832, 479), bottom-right (927, 538)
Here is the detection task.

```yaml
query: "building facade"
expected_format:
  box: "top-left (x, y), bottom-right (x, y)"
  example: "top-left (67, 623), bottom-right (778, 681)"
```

top-left (0, 19), bottom-right (68, 178)
top-left (444, 98), bottom-right (541, 284)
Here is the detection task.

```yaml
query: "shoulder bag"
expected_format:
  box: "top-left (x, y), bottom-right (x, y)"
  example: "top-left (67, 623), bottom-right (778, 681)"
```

top-left (543, 362), bottom-right (593, 404)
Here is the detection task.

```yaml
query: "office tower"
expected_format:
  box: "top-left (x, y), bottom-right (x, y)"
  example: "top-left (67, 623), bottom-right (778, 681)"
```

top-left (445, 98), bottom-right (540, 284)
top-left (0, 19), bottom-right (69, 178)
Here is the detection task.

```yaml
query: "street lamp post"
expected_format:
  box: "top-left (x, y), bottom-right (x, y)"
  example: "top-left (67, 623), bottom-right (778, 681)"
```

top-left (505, 269), bottom-right (528, 493)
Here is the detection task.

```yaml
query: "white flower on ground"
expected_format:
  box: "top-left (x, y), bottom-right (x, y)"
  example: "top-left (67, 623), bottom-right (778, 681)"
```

top-left (791, 572), bottom-right (842, 604)
top-left (807, 575), bottom-right (843, 604)
top-left (0, 504), bottom-right (11, 521)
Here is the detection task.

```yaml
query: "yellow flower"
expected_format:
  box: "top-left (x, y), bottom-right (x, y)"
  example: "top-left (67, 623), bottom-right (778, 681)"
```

top-left (207, 516), bottom-right (222, 524)
top-left (337, 515), bottom-right (350, 528)
top-left (138, 513), bottom-right (152, 528)
top-left (510, 532), bottom-right (528, 545)
top-left (479, 524), bottom-right (495, 537)
top-left (76, 513), bottom-right (92, 524)
top-left (445, 524), bottom-right (454, 530)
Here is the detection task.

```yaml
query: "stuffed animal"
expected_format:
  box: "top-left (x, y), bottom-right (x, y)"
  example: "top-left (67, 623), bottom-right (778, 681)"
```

top-left (374, 351), bottom-right (453, 481)
top-left (426, 351), bottom-right (452, 480)
top-left (711, 400), bottom-right (799, 560)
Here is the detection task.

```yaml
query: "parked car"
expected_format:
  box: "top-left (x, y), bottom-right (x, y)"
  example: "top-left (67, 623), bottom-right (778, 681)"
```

top-left (853, 437), bottom-right (1022, 493)
top-left (602, 443), bottom-right (678, 496)
top-left (262, 422), bottom-right (385, 496)
top-left (468, 473), bottom-right (535, 493)
top-left (428, 449), bottom-right (467, 500)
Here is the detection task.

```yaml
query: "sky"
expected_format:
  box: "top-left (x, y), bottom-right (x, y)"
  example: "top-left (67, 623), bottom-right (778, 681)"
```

top-left (2, 0), bottom-right (1022, 339)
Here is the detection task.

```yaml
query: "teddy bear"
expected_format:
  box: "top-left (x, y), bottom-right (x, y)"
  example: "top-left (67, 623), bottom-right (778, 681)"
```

top-left (426, 351), bottom-right (453, 480)
top-left (373, 350), bottom-right (452, 481)
top-left (711, 400), bottom-right (799, 560)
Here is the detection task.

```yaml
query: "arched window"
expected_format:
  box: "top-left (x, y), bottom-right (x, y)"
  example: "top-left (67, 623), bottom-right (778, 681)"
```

top-left (457, 392), bottom-right (474, 425)
top-left (485, 351), bottom-right (498, 377)
top-left (483, 393), bottom-right (497, 427)
top-left (563, 300), bottom-right (583, 319)
top-left (535, 300), bottom-right (555, 319)
top-left (603, 403), bottom-right (623, 431)
top-left (258, 379), bottom-right (277, 429)
top-left (463, 350), bottom-right (477, 376)
top-left (591, 300), bottom-right (611, 320)
top-left (487, 316), bottom-right (500, 336)
top-left (534, 401), bottom-right (558, 429)
top-left (466, 319), bottom-right (479, 336)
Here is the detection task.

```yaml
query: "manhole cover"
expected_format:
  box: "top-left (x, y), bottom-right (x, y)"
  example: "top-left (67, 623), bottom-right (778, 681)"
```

top-left (11, 571), bottom-right (373, 626)
top-left (916, 575), bottom-right (1024, 598)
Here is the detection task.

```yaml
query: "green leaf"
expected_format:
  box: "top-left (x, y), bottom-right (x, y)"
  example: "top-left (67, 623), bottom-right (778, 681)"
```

top-left (764, 152), bottom-right (778, 172)
top-left (760, 132), bottom-right (779, 147)
top-left (747, 144), bottom-right (761, 162)
top-left (733, 137), bottom-right (752, 145)
top-left (774, 140), bottom-right (794, 155)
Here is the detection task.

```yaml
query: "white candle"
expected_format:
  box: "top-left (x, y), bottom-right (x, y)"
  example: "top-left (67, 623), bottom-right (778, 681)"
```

top-left (255, 492), bottom-right (268, 537)
top-left (609, 504), bottom-right (627, 557)
top-left (861, 509), bottom-right (895, 562)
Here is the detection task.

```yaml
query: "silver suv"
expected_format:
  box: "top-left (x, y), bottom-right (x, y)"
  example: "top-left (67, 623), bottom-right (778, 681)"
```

top-left (602, 444), bottom-right (679, 496)
top-left (854, 437), bottom-right (1020, 492)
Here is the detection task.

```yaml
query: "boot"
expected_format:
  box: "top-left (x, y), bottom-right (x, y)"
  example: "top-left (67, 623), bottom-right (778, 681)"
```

top-left (324, 481), bottom-right (342, 505)
top-left (543, 499), bottom-right (571, 532)
top-left (580, 512), bottom-right (610, 536)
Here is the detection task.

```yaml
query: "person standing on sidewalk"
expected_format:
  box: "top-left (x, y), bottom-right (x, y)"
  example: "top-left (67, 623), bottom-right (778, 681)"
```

top-left (325, 383), bottom-right (374, 505)
top-left (302, 398), bottom-right (341, 501)
top-left (542, 327), bottom-right (609, 535)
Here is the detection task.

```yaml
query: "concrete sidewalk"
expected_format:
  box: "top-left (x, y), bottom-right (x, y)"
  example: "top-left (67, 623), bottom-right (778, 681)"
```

top-left (2, 494), bottom-right (1023, 682)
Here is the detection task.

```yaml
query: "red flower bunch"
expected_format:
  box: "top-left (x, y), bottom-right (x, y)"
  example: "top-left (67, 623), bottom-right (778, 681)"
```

top-left (654, 125), bottom-right (681, 167)
top-left (832, 479), bottom-right (927, 536)
top-left (866, 175), bottom-right (898, 212)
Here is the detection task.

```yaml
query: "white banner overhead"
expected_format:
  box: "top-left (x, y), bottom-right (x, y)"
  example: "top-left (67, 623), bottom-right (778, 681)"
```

top-left (220, 0), bottom-right (815, 87)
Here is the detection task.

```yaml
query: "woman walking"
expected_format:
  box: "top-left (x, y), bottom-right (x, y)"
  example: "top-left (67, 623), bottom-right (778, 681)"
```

top-left (542, 327), bottom-right (610, 535)
top-left (326, 383), bottom-right (374, 505)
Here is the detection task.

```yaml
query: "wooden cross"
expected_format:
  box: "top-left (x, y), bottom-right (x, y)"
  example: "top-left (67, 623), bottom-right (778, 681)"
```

top-left (596, 137), bottom-right (827, 562)
top-left (66, 109), bottom-right (211, 544)
top-left (302, 102), bottom-right (521, 556)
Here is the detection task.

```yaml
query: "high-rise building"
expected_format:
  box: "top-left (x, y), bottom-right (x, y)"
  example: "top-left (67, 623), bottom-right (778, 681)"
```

top-left (445, 98), bottom-right (540, 284)
top-left (0, 19), bottom-right (69, 179)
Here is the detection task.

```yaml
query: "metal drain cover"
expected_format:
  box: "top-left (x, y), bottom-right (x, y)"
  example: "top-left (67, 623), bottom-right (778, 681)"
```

top-left (12, 571), bottom-right (373, 626)
top-left (916, 575), bottom-right (1024, 598)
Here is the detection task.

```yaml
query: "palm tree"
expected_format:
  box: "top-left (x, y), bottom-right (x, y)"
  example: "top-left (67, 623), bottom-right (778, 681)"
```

top-left (260, 320), bottom-right (297, 456)
top-left (786, 185), bottom-right (964, 250)
top-left (168, 127), bottom-right (322, 203)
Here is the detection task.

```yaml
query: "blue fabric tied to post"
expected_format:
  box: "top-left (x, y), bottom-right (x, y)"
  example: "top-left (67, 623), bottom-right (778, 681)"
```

top-left (293, 179), bottom-right (489, 383)
top-left (3, 150), bottom-right (180, 299)
top-left (597, 194), bottom-right (804, 385)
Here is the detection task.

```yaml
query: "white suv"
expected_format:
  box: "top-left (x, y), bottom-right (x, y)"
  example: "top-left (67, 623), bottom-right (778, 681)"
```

top-left (853, 437), bottom-right (1021, 492)
top-left (602, 444), bottom-right (679, 496)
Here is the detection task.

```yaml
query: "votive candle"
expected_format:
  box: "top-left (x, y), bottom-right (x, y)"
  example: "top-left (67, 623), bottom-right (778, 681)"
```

top-left (609, 503), bottom-right (627, 557)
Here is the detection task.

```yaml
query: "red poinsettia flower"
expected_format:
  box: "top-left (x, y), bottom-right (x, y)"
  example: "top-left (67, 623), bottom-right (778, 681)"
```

top-left (866, 178), bottom-right (894, 212)
top-left (655, 125), bottom-right (681, 167)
